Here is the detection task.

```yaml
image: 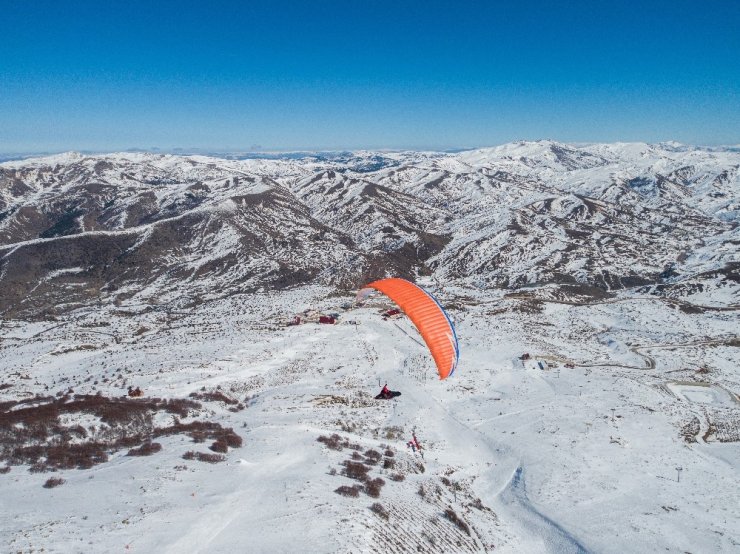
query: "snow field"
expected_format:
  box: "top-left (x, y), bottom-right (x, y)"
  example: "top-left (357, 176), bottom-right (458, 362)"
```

top-left (0, 286), bottom-right (739, 552)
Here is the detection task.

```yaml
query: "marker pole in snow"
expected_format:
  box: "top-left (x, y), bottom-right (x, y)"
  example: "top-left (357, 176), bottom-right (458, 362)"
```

top-left (676, 466), bottom-right (683, 483)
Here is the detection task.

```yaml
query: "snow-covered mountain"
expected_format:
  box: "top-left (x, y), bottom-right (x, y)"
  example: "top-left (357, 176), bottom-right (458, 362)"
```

top-left (1, 142), bottom-right (738, 318)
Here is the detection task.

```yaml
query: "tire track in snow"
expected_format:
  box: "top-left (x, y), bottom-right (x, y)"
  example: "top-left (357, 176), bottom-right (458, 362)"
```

top-left (496, 467), bottom-right (590, 554)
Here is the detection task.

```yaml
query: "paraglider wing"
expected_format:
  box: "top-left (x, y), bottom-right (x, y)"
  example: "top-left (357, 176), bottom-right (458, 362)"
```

top-left (362, 278), bottom-right (459, 379)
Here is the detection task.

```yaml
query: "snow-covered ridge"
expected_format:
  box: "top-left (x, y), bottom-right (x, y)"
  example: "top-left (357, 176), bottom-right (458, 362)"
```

top-left (0, 140), bottom-right (738, 318)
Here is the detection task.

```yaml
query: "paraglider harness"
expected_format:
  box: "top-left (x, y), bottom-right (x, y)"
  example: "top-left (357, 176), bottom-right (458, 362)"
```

top-left (375, 383), bottom-right (401, 400)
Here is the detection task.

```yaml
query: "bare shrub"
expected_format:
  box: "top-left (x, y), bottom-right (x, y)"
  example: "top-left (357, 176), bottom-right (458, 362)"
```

top-left (338, 419), bottom-right (359, 433)
top-left (383, 426), bottom-right (403, 440)
top-left (182, 451), bottom-right (225, 464)
top-left (209, 439), bottom-right (228, 453)
top-left (127, 442), bottom-right (162, 456)
top-left (443, 508), bottom-right (470, 536)
top-left (384, 449), bottom-right (394, 457)
top-left (223, 430), bottom-right (242, 448)
top-left (0, 466), bottom-right (10, 474)
top-left (316, 434), bottom-right (343, 451)
top-left (342, 461), bottom-right (370, 482)
top-left (370, 502), bottom-right (389, 520)
top-left (512, 299), bottom-right (544, 314)
top-left (334, 485), bottom-right (361, 498)
top-left (440, 476), bottom-right (451, 486)
top-left (43, 477), bottom-right (66, 488)
top-left (189, 391), bottom-right (239, 405)
top-left (0, 392), bottom-right (239, 472)
top-left (389, 472), bottom-right (405, 482)
top-left (382, 458), bottom-right (395, 469)
top-left (364, 449), bottom-right (382, 464)
top-left (365, 477), bottom-right (385, 498)
top-left (200, 452), bottom-right (226, 464)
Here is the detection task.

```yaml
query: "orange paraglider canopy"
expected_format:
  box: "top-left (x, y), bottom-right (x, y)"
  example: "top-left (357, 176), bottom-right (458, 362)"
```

top-left (360, 278), bottom-right (459, 379)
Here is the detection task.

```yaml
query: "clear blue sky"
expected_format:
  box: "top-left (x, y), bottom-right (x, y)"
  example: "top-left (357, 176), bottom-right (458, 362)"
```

top-left (1, 0), bottom-right (738, 152)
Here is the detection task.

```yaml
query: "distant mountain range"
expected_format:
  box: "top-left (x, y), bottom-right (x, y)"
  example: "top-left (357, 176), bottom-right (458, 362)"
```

top-left (1, 141), bottom-right (738, 318)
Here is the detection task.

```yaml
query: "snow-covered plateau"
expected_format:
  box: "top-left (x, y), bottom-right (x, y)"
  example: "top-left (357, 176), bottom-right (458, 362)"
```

top-left (0, 141), bottom-right (738, 553)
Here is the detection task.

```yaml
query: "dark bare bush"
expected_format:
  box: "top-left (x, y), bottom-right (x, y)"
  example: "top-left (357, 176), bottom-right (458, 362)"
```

top-left (224, 430), bottom-right (242, 448)
top-left (364, 449), bottom-right (382, 463)
top-left (389, 472), bottom-right (405, 482)
top-left (29, 462), bottom-right (49, 473)
top-left (209, 439), bottom-right (228, 453)
top-left (512, 299), bottom-right (544, 314)
top-left (382, 458), bottom-right (395, 469)
top-left (365, 477), bottom-right (385, 498)
top-left (384, 449), bottom-right (394, 457)
top-left (154, 421), bottom-right (241, 447)
top-left (0, 466), bottom-right (10, 474)
top-left (43, 477), bottom-right (66, 488)
top-left (342, 460), bottom-right (370, 482)
top-left (17, 442), bottom-right (109, 471)
top-left (351, 451), bottom-right (362, 460)
top-left (440, 476), bottom-right (451, 486)
top-left (334, 484), bottom-right (361, 497)
top-left (370, 502), bottom-right (389, 520)
top-left (69, 425), bottom-right (87, 439)
top-left (0, 393), bottom-right (238, 472)
top-left (189, 391), bottom-right (239, 406)
top-left (443, 508), bottom-right (470, 536)
top-left (127, 442), bottom-right (162, 456)
top-left (316, 434), bottom-right (343, 451)
top-left (182, 451), bottom-right (225, 464)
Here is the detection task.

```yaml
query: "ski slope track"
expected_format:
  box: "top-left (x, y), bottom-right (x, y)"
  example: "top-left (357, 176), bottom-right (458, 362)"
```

top-left (0, 141), bottom-right (739, 553)
top-left (497, 467), bottom-right (589, 554)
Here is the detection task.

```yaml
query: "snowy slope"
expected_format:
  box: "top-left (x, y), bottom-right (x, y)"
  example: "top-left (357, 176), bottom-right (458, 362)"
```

top-left (1, 282), bottom-right (738, 553)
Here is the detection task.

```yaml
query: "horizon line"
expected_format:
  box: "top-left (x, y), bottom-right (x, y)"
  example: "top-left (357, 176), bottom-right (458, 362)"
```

top-left (3, 139), bottom-right (740, 161)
